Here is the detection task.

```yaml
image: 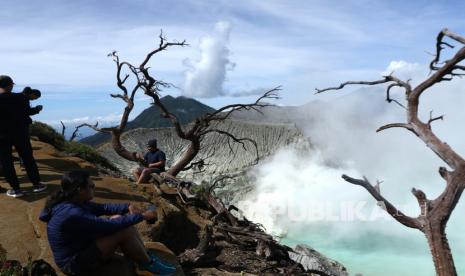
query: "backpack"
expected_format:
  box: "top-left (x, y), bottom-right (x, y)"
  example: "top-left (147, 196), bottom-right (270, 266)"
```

top-left (30, 259), bottom-right (57, 276)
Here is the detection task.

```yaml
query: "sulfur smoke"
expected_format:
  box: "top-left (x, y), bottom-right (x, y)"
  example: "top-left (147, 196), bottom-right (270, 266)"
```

top-left (238, 61), bottom-right (465, 275)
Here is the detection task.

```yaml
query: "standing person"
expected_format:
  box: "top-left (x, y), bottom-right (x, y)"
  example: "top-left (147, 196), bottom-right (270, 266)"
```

top-left (0, 75), bottom-right (46, 197)
top-left (132, 139), bottom-right (166, 184)
top-left (17, 87), bottom-right (43, 168)
top-left (22, 86), bottom-right (43, 118)
top-left (39, 170), bottom-right (176, 275)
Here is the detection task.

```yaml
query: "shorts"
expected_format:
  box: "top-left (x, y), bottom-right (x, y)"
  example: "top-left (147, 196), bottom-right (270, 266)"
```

top-left (61, 242), bottom-right (103, 275)
top-left (135, 166), bottom-right (163, 174)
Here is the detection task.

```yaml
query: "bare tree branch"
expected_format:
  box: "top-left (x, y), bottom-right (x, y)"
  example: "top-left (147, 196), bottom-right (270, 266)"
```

top-left (208, 175), bottom-right (237, 195)
top-left (427, 110), bottom-right (444, 129)
top-left (341, 174), bottom-right (420, 229)
top-left (203, 129), bottom-right (260, 165)
top-left (386, 84), bottom-right (406, 109)
top-left (60, 121), bottom-right (66, 136)
top-left (69, 122), bottom-right (98, 142)
top-left (376, 123), bottom-right (413, 133)
top-left (207, 87), bottom-right (281, 120)
top-left (411, 188), bottom-right (430, 216)
top-left (315, 79), bottom-right (390, 94)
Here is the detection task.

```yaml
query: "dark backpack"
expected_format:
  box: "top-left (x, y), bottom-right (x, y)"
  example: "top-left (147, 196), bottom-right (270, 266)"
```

top-left (30, 259), bottom-right (57, 276)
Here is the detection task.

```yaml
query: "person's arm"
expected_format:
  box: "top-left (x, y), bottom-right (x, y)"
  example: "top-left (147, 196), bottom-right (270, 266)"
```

top-left (86, 202), bottom-right (130, 216)
top-left (29, 105), bottom-right (42, 115)
top-left (148, 160), bottom-right (165, 168)
top-left (141, 152), bottom-right (149, 167)
top-left (65, 208), bottom-right (158, 237)
top-left (65, 213), bottom-right (144, 237)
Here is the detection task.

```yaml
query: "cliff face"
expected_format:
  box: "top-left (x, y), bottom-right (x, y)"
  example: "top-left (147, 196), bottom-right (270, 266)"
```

top-left (97, 119), bottom-right (309, 181)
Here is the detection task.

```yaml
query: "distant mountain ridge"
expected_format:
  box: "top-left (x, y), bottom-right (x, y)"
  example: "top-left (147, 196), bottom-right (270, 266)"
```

top-left (80, 95), bottom-right (216, 146)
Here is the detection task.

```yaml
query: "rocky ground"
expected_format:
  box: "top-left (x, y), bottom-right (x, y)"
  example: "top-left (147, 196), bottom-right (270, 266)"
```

top-left (0, 140), bottom-right (347, 275)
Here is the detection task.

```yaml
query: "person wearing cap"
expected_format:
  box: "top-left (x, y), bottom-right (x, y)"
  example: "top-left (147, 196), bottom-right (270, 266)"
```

top-left (132, 139), bottom-right (166, 184)
top-left (16, 87), bottom-right (43, 169)
top-left (0, 75), bottom-right (47, 197)
top-left (22, 87), bottom-right (43, 118)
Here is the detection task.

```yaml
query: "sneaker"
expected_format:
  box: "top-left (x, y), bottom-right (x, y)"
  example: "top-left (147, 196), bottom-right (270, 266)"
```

top-left (136, 254), bottom-right (176, 276)
top-left (6, 189), bottom-right (24, 198)
top-left (32, 184), bottom-right (47, 193)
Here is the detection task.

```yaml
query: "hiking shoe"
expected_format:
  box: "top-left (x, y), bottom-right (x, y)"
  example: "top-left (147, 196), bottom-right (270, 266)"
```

top-left (6, 189), bottom-right (24, 198)
top-left (32, 184), bottom-right (47, 193)
top-left (136, 254), bottom-right (176, 275)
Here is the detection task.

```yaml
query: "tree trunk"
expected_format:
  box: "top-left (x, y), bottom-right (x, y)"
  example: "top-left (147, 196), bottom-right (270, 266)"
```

top-left (424, 223), bottom-right (456, 276)
top-left (111, 130), bottom-right (137, 161)
top-left (167, 141), bottom-right (199, 177)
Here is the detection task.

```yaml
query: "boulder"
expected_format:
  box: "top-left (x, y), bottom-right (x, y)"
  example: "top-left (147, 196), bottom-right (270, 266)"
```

top-left (288, 244), bottom-right (348, 276)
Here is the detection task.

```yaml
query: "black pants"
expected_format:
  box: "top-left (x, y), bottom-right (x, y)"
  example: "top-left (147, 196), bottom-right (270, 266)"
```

top-left (0, 129), bottom-right (41, 190)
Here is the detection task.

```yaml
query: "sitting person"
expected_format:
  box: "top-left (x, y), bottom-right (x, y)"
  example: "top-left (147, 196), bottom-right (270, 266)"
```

top-left (39, 170), bottom-right (176, 275)
top-left (132, 139), bottom-right (166, 184)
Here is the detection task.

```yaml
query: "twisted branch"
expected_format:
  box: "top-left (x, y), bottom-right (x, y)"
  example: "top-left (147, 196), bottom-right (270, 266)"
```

top-left (342, 174), bottom-right (420, 229)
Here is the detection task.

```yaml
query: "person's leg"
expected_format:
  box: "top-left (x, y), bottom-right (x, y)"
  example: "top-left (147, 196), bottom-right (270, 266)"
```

top-left (96, 226), bottom-right (150, 264)
top-left (96, 223), bottom-right (176, 275)
top-left (137, 168), bottom-right (155, 184)
top-left (132, 167), bottom-right (142, 182)
top-left (12, 130), bottom-right (42, 186)
top-left (0, 137), bottom-right (20, 190)
top-left (110, 215), bottom-right (145, 244)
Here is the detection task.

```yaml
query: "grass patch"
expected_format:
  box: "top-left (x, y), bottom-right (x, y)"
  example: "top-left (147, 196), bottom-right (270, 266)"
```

top-left (29, 122), bottom-right (65, 150)
top-left (64, 141), bottom-right (119, 172)
top-left (29, 121), bottom-right (119, 173)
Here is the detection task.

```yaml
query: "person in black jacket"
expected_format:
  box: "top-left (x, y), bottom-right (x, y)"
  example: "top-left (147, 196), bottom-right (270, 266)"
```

top-left (22, 87), bottom-right (43, 118)
top-left (0, 75), bottom-right (46, 197)
top-left (17, 87), bottom-right (43, 168)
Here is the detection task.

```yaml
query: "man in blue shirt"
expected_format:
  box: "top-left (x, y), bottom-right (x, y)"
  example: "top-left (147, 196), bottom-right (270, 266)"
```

top-left (132, 139), bottom-right (166, 184)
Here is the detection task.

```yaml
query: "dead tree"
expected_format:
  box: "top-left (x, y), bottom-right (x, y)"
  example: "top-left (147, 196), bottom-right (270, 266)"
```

top-left (86, 33), bottom-right (279, 176)
top-left (61, 121), bottom-right (97, 142)
top-left (316, 28), bottom-right (465, 276)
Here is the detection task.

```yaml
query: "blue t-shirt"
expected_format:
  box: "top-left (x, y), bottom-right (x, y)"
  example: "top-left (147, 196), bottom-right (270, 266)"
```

top-left (144, 150), bottom-right (166, 171)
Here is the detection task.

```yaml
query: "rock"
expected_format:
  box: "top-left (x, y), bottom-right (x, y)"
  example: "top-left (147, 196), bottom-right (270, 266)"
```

top-left (190, 268), bottom-right (256, 275)
top-left (288, 244), bottom-right (348, 276)
top-left (88, 254), bottom-right (136, 276)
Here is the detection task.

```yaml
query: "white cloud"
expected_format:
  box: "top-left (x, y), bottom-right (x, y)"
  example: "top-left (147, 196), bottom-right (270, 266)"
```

top-left (44, 113), bottom-right (123, 128)
top-left (381, 60), bottom-right (426, 83)
top-left (183, 21), bottom-right (234, 98)
top-left (228, 88), bottom-right (270, 97)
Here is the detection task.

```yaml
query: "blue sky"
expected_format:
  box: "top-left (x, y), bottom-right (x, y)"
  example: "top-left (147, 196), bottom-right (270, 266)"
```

top-left (1, 0), bottom-right (465, 131)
